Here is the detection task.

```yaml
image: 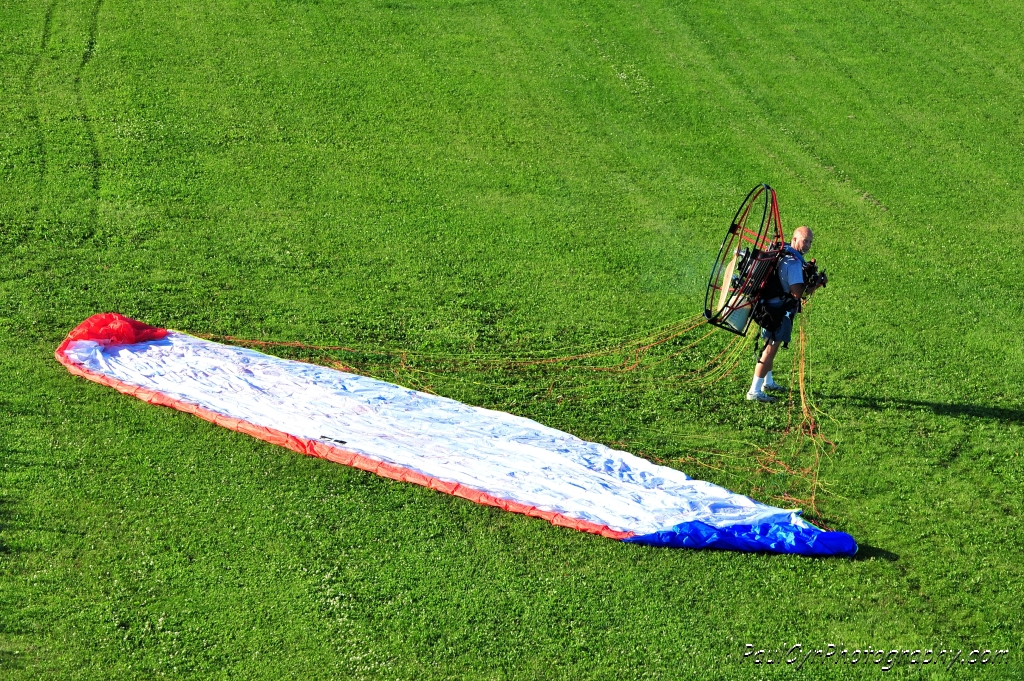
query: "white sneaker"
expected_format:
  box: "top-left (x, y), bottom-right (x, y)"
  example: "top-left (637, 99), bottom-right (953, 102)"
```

top-left (746, 390), bottom-right (777, 403)
top-left (763, 379), bottom-right (786, 391)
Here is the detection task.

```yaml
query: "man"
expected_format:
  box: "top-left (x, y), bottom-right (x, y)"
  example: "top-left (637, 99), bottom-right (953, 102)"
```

top-left (746, 225), bottom-right (822, 402)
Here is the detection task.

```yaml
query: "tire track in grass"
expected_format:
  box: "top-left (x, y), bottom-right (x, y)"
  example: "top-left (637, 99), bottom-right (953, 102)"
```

top-left (72, 0), bottom-right (104, 239)
top-left (19, 0), bottom-right (57, 241)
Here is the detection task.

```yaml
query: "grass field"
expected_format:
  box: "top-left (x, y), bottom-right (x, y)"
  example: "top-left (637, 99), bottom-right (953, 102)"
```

top-left (2, 0), bottom-right (1024, 678)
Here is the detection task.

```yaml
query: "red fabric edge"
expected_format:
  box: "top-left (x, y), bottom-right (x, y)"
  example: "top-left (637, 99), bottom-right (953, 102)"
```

top-left (55, 334), bottom-right (634, 542)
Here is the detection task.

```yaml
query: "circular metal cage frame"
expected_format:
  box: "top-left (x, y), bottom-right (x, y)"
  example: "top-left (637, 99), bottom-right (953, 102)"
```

top-left (704, 184), bottom-right (786, 336)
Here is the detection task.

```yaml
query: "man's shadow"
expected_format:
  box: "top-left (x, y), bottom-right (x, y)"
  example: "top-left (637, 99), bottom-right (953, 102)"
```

top-left (823, 396), bottom-right (1024, 425)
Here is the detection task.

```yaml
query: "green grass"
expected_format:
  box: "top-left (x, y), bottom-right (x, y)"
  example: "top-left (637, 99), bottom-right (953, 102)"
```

top-left (2, 0), bottom-right (1023, 678)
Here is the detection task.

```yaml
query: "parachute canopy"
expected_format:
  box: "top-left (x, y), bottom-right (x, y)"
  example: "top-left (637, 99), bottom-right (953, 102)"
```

top-left (57, 314), bottom-right (856, 557)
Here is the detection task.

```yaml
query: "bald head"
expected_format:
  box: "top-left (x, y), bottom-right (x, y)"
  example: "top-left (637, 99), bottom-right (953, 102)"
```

top-left (791, 226), bottom-right (813, 254)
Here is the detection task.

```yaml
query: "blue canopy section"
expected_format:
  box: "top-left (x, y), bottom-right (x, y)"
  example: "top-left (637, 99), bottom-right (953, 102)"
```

top-left (625, 519), bottom-right (858, 557)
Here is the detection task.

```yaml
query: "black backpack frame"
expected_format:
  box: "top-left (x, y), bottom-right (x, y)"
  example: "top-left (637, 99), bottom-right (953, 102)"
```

top-left (750, 253), bottom-right (799, 334)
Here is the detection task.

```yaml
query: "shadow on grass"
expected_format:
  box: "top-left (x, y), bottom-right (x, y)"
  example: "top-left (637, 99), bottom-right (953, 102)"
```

top-left (0, 650), bottom-right (26, 672)
top-left (0, 497), bottom-right (12, 556)
top-left (0, 500), bottom-right (25, 672)
top-left (853, 544), bottom-right (899, 562)
top-left (827, 396), bottom-right (1024, 425)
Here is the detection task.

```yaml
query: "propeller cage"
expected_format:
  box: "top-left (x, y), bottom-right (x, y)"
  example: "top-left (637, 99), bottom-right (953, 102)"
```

top-left (704, 185), bottom-right (786, 336)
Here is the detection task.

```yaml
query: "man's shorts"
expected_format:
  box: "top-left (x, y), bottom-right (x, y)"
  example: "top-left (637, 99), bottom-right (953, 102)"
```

top-left (760, 310), bottom-right (795, 344)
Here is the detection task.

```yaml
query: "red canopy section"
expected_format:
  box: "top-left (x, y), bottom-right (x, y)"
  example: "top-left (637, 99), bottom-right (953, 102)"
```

top-left (57, 313), bottom-right (168, 354)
